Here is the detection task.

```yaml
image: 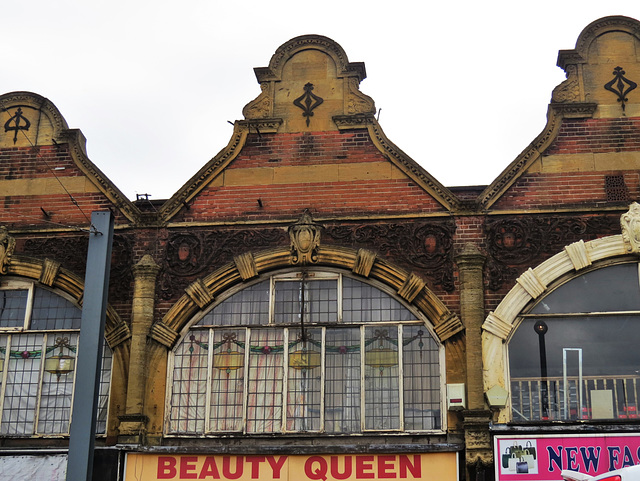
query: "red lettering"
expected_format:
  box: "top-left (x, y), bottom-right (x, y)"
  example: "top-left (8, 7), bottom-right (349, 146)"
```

top-left (246, 457), bottom-right (266, 479)
top-left (223, 456), bottom-right (244, 479)
top-left (158, 456), bottom-right (177, 479)
top-left (378, 456), bottom-right (396, 478)
top-left (356, 456), bottom-right (375, 479)
top-left (330, 456), bottom-right (352, 480)
top-left (267, 456), bottom-right (287, 478)
top-left (305, 456), bottom-right (328, 480)
top-left (399, 455), bottom-right (421, 478)
top-left (199, 457), bottom-right (220, 479)
top-left (181, 456), bottom-right (199, 479)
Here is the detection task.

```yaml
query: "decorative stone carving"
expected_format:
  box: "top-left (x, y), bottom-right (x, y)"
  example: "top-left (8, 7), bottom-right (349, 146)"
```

top-left (242, 82), bottom-right (273, 119)
top-left (486, 215), bottom-right (620, 290)
top-left (397, 273), bottom-right (426, 303)
top-left (621, 202), bottom-right (640, 254)
top-left (483, 312), bottom-right (512, 341)
top-left (346, 77), bottom-right (376, 115)
top-left (516, 268), bottom-right (547, 299)
top-left (0, 226), bottom-right (16, 275)
top-left (434, 313), bottom-right (465, 341)
top-left (326, 220), bottom-right (456, 291)
top-left (149, 321), bottom-right (180, 348)
top-left (234, 252), bottom-right (258, 281)
top-left (185, 279), bottom-right (214, 309)
top-left (352, 249), bottom-right (376, 277)
top-left (564, 240), bottom-right (591, 270)
top-left (552, 65), bottom-right (581, 103)
top-left (39, 259), bottom-right (61, 286)
top-left (289, 210), bottom-right (322, 265)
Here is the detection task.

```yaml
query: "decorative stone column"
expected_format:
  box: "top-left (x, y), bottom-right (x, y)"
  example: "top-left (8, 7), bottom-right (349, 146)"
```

top-left (118, 254), bottom-right (160, 444)
top-left (455, 244), bottom-right (493, 476)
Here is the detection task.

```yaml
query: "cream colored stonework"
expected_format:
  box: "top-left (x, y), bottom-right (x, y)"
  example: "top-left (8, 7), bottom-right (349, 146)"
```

top-left (0, 177), bottom-right (101, 196)
top-left (482, 233), bottom-right (627, 423)
top-left (223, 162), bottom-right (407, 187)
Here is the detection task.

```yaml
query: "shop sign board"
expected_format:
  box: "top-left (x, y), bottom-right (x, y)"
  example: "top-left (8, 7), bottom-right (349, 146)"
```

top-left (124, 452), bottom-right (458, 481)
top-left (495, 433), bottom-right (640, 480)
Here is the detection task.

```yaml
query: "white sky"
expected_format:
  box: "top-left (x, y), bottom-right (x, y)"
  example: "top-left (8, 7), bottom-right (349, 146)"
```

top-left (3, 1), bottom-right (635, 200)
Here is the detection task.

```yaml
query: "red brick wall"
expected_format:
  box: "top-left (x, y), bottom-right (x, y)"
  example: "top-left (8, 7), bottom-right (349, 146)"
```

top-left (0, 144), bottom-right (122, 228)
top-left (177, 130), bottom-right (447, 222)
top-left (546, 117), bottom-right (640, 155)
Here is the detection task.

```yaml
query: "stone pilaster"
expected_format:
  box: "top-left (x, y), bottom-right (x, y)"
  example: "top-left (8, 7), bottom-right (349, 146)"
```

top-left (118, 254), bottom-right (160, 444)
top-left (455, 245), bottom-right (493, 475)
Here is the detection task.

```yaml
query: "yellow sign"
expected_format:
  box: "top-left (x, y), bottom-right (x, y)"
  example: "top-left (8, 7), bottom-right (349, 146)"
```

top-left (124, 453), bottom-right (458, 481)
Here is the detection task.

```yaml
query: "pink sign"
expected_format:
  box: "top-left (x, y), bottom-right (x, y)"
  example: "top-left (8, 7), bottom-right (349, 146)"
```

top-left (494, 434), bottom-right (640, 480)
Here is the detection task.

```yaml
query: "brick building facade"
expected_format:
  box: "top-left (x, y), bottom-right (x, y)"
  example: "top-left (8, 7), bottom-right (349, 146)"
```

top-left (1, 15), bottom-right (639, 481)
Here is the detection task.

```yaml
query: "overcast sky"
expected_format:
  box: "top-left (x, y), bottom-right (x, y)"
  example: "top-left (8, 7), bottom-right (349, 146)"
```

top-left (3, 1), bottom-right (635, 200)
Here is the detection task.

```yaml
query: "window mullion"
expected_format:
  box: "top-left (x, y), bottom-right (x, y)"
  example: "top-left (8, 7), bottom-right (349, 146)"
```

top-left (320, 327), bottom-right (325, 432)
top-left (68, 333), bottom-right (79, 435)
top-left (0, 335), bottom-right (12, 430)
top-left (204, 329), bottom-right (214, 433)
top-left (242, 328), bottom-right (251, 434)
top-left (24, 285), bottom-right (35, 329)
top-left (360, 325), bottom-right (365, 432)
top-left (398, 324), bottom-right (404, 431)
top-left (282, 328), bottom-right (289, 433)
top-left (33, 333), bottom-right (47, 435)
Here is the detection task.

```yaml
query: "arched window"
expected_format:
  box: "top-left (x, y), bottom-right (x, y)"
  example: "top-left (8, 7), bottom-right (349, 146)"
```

top-left (509, 262), bottom-right (640, 421)
top-left (0, 278), bottom-right (112, 436)
top-left (167, 271), bottom-right (443, 435)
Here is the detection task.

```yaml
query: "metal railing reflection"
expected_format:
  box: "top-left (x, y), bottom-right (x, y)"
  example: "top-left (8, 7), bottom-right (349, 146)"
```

top-left (511, 375), bottom-right (640, 421)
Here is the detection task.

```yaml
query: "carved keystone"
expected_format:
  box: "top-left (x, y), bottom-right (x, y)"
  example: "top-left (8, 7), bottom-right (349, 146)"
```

top-left (289, 209), bottom-right (322, 265)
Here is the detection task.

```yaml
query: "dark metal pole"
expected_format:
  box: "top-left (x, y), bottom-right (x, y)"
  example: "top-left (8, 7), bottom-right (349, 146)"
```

top-left (534, 320), bottom-right (549, 419)
top-left (66, 211), bottom-right (114, 481)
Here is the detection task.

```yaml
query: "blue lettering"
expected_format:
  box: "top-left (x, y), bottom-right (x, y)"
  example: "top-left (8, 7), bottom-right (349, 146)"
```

top-left (622, 446), bottom-right (635, 467)
top-left (608, 447), bottom-right (621, 471)
top-left (580, 447), bottom-right (601, 473)
top-left (566, 448), bottom-right (579, 471)
top-left (548, 446), bottom-right (564, 472)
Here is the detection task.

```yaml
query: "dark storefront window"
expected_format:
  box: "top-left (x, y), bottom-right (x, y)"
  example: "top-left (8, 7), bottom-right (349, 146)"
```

top-left (168, 272), bottom-right (442, 435)
top-left (509, 263), bottom-right (640, 421)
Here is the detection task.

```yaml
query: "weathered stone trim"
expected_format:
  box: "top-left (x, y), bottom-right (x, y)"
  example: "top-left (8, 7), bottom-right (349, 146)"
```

top-left (516, 268), bottom-right (547, 299)
top-left (434, 313), bottom-right (465, 341)
top-left (159, 246), bottom-right (455, 344)
top-left (564, 240), bottom-right (591, 271)
top-left (352, 248), bottom-right (376, 277)
top-left (482, 233), bottom-right (629, 422)
top-left (367, 122), bottom-right (460, 212)
top-left (483, 313), bottom-right (511, 341)
top-left (149, 322), bottom-right (180, 348)
top-left (397, 273), bottom-right (426, 303)
top-left (5, 255), bottom-right (128, 344)
top-left (185, 278), bottom-right (214, 309)
top-left (39, 258), bottom-right (61, 286)
top-left (234, 252), bottom-right (258, 281)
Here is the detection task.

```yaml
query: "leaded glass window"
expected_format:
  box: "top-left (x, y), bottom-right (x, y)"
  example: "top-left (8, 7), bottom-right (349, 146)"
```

top-left (168, 272), bottom-right (443, 435)
top-left (0, 279), bottom-right (112, 436)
